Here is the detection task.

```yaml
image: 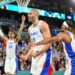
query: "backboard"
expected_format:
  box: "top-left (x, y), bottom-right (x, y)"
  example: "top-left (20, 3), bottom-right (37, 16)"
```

top-left (0, 0), bottom-right (16, 6)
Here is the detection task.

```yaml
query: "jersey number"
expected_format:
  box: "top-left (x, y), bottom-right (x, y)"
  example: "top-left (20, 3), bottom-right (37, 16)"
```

top-left (9, 45), bottom-right (13, 48)
top-left (32, 37), bottom-right (36, 42)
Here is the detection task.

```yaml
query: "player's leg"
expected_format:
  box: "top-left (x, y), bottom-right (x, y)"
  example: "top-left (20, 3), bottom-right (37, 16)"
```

top-left (64, 58), bottom-right (75, 75)
top-left (30, 64), bottom-right (36, 75)
top-left (30, 58), bottom-right (37, 75)
top-left (38, 60), bottom-right (52, 75)
top-left (36, 54), bottom-right (46, 75)
top-left (10, 58), bottom-right (18, 75)
top-left (4, 58), bottom-right (11, 75)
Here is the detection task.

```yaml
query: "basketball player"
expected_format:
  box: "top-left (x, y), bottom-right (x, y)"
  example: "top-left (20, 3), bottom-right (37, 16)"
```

top-left (21, 10), bottom-right (52, 75)
top-left (30, 20), bottom-right (75, 75)
top-left (0, 15), bottom-right (25, 75)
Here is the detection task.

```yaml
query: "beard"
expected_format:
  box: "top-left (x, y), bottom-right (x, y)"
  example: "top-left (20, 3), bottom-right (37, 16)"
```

top-left (28, 16), bottom-right (35, 23)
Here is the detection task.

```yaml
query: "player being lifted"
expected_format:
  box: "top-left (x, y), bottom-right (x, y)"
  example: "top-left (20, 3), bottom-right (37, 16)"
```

top-left (0, 15), bottom-right (25, 75)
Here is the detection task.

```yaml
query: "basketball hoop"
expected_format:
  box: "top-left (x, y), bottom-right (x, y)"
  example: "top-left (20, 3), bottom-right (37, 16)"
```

top-left (16, 0), bottom-right (30, 13)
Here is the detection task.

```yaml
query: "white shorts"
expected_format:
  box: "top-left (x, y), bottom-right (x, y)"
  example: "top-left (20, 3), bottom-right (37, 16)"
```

top-left (4, 58), bottom-right (18, 74)
top-left (64, 58), bottom-right (75, 75)
top-left (31, 48), bottom-right (52, 75)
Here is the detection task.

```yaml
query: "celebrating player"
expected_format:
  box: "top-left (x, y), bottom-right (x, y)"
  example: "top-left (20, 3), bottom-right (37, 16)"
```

top-left (0, 15), bottom-right (25, 75)
top-left (21, 9), bottom-right (52, 75)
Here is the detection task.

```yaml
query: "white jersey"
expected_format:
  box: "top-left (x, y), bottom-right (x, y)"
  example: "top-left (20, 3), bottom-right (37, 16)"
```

top-left (62, 32), bottom-right (75, 75)
top-left (29, 20), bottom-right (44, 53)
top-left (29, 20), bottom-right (52, 75)
top-left (6, 39), bottom-right (17, 59)
top-left (62, 32), bottom-right (75, 59)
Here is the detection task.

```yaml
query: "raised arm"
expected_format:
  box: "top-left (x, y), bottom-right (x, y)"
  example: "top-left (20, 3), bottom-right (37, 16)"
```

top-left (15, 15), bottom-right (25, 42)
top-left (0, 29), bottom-right (8, 40)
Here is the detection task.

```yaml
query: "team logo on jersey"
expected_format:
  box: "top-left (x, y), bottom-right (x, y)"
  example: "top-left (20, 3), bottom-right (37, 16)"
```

top-left (30, 31), bottom-right (38, 36)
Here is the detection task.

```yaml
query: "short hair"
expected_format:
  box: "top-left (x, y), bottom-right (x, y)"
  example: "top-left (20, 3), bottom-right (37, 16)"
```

top-left (66, 20), bottom-right (75, 29)
top-left (65, 20), bottom-right (75, 32)
top-left (9, 30), bottom-right (15, 34)
top-left (31, 9), bottom-right (39, 16)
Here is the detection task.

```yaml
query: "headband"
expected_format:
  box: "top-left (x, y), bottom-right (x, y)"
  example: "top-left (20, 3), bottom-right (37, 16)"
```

top-left (62, 21), bottom-right (69, 28)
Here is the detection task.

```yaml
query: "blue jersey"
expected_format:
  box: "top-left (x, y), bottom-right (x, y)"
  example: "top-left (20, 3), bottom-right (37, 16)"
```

top-left (62, 32), bottom-right (75, 75)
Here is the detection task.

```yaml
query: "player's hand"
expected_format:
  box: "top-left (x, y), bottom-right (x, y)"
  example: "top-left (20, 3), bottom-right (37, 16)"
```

top-left (31, 52), bottom-right (38, 58)
top-left (22, 15), bottom-right (26, 21)
top-left (20, 54), bottom-right (28, 61)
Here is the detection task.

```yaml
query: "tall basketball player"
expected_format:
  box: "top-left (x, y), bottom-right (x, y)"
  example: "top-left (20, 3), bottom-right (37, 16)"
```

top-left (0, 15), bottom-right (25, 75)
top-left (30, 20), bottom-right (75, 75)
top-left (21, 10), bottom-right (52, 75)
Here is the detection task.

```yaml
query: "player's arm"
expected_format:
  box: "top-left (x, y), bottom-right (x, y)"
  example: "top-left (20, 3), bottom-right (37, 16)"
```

top-left (32, 21), bottom-right (52, 58)
top-left (21, 48), bottom-right (33, 61)
top-left (34, 33), bottom-right (65, 45)
top-left (15, 15), bottom-right (25, 43)
top-left (0, 29), bottom-right (8, 40)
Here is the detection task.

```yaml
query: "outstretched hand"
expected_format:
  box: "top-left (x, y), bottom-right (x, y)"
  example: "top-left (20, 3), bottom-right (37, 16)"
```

top-left (31, 52), bottom-right (38, 58)
top-left (22, 15), bottom-right (26, 21)
top-left (20, 54), bottom-right (28, 61)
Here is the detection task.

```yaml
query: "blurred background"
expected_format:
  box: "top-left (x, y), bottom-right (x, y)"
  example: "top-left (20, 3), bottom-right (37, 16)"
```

top-left (0, 0), bottom-right (75, 75)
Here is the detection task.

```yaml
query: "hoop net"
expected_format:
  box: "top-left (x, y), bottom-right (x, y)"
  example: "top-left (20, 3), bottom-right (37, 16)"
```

top-left (16, 0), bottom-right (30, 13)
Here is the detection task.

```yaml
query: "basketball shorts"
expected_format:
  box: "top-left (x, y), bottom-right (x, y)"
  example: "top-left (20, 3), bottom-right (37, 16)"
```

top-left (31, 48), bottom-right (52, 75)
top-left (4, 58), bottom-right (18, 74)
top-left (64, 58), bottom-right (75, 75)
